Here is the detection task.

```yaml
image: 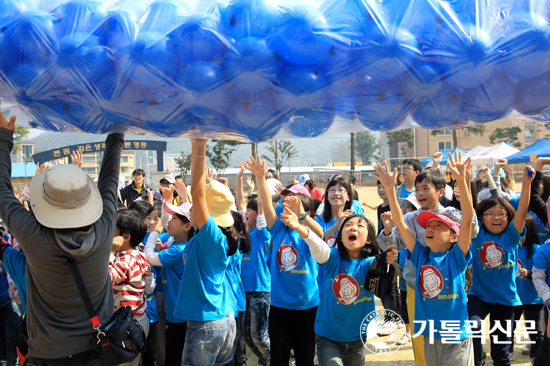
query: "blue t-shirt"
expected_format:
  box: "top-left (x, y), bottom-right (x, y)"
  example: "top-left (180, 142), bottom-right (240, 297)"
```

top-left (314, 215), bottom-right (337, 297)
top-left (517, 245), bottom-right (544, 305)
top-left (143, 231), bottom-right (171, 292)
top-left (158, 240), bottom-right (187, 323)
top-left (400, 187), bottom-right (414, 199)
top-left (533, 242), bottom-right (550, 298)
top-left (2, 246), bottom-right (27, 313)
top-left (226, 250), bottom-right (246, 313)
top-left (410, 241), bottom-right (471, 340)
top-left (315, 247), bottom-right (375, 342)
top-left (145, 285), bottom-right (159, 323)
top-left (174, 216), bottom-right (235, 321)
top-left (241, 227), bottom-right (271, 292)
top-left (269, 217), bottom-right (319, 310)
top-left (469, 220), bottom-right (524, 306)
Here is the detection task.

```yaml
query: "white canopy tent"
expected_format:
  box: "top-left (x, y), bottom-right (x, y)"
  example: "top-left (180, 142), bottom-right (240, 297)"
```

top-left (463, 142), bottom-right (521, 165)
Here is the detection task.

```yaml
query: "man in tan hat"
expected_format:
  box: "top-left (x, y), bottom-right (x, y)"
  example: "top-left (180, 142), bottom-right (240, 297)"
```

top-left (0, 111), bottom-right (124, 364)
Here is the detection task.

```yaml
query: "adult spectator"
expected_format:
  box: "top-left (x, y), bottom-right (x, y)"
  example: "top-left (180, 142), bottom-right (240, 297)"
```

top-left (121, 169), bottom-right (148, 206)
top-left (0, 110), bottom-right (124, 364)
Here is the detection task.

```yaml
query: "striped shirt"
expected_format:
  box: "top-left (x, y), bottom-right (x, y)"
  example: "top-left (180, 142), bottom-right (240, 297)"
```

top-left (109, 249), bottom-right (150, 317)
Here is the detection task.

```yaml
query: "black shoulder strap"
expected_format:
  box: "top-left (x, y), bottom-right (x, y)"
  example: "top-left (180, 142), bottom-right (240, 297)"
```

top-left (66, 257), bottom-right (101, 329)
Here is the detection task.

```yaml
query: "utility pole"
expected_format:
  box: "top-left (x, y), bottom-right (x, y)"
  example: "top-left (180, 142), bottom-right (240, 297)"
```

top-left (350, 133), bottom-right (356, 171)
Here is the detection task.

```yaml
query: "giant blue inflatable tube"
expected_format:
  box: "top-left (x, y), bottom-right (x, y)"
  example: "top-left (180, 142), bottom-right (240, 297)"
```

top-left (0, 0), bottom-right (550, 141)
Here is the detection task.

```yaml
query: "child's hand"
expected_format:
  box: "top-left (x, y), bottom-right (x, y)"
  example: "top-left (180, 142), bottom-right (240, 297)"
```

top-left (373, 161), bottom-right (398, 190)
top-left (155, 238), bottom-right (163, 252)
top-left (336, 209), bottom-right (353, 228)
top-left (432, 151), bottom-right (443, 166)
top-left (0, 111), bottom-right (15, 131)
top-left (112, 236), bottom-right (124, 253)
top-left (385, 245), bottom-right (398, 264)
top-left (174, 178), bottom-right (187, 198)
top-left (192, 138), bottom-right (208, 149)
top-left (446, 151), bottom-right (471, 181)
top-left (523, 165), bottom-right (535, 184)
top-left (494, 158), bottom-right (508, 171)
top-left (35, 163), bottom-right (49, 177)
top-left (280, 204), bottom-right (300, 230)
top-left (274, 181), bottom-right (284, 193)
top-left (479, 167), bottom-right (491, 181)
top-left (205, 167), bottom-right (217, 184)
top-left (244, 155), bottom-right (267, 178)
top-left (245, 176), bottom-right (255, 191)
top-left (283, 195), bottom-right (305, 216)
top-left (380, 211), bottom-right (394, 231)
top-left (518, 267), bottom-right (528, 278)
top-left (453, 185), bottom-right (461, 202)
top-left (237, 163), bottom-right (246, 179)
top-left (70, 150), bottom-right (83, 168)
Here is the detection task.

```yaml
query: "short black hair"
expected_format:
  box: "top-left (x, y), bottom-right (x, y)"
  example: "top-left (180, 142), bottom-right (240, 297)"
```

top-left (415, 170), bottom-right (446, 191)
top-left (247, 198), bottom-right (258, 212)
top-left (132, 169), bottom-right (146, 177)
top-left (403, 159), bottom-right (422, 173)
top-left (128, 200), bottom-right (153, 219)
top-left (116, 210), bottom-right (147, 248)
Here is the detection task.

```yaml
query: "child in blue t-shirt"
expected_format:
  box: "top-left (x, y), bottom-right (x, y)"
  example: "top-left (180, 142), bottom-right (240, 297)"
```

top-left (376, 154), bottom-right (475, 366)
top-left (246, 155), bottom-right (324, 366)
top-left (175, 139), bottom-right (238, 366)
top-left (144, 201), bottom-right (194, 366)
top-left (468, 165), bottom-right (534, 366)
top-left (532, 238), bottom-right (550, 366)
top-left (281, 205), bottom-right (397, 365)
top-left (509, 215), bottom-right (545, 359)
top-left (235, 165), bottom-right (271, 366)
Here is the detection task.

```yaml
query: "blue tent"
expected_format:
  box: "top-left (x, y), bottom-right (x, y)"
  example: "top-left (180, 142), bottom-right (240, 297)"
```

top-left (420, 147), bottom-right (465, 166)
top-left (505, 139), bottom-right (550, 164)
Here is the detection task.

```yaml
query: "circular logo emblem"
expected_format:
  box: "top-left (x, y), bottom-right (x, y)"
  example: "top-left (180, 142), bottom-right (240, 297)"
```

top-left (419, 265), bottom-right (444, 298)
top-left (360, 309), bottom-right (406, 354)
top-left (326, 234), bottom-right (337, 247)
top-left (480, 242), bottom-right (504, 268)
top-left (332, 274), bottom-right (360, 305)
top-left (277, 245), bottom-right (298, 271)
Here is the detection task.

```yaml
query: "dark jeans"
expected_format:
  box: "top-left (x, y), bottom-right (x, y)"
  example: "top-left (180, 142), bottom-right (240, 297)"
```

top-left (0, 299), bottom-right (21, 366)
top-left (165, 321), bottom-right (187, 366)
top-left (28, 350), bottom-right (102, 366)
top-left (269, 305), bottom-right (317, 366)
top-left (468, 295), bottom-right (515, 366)
top-left (141, 321), bottom-right (157, 366)
top-left (243, 292), bottom-right (270, 366)
top-left (510, 304), bottom-right (544, 357)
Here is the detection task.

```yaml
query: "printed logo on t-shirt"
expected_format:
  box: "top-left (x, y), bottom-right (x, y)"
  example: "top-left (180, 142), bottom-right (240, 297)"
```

top-left (419, 265), bottom-right (443, 298)
top-left (518, 259), bottom-right (523, 269)
top-left (332, 274), bottom-right (360, 305)
top-left (479, 242), bottom-right (504, 268)
top-left (277, 245), bottom-right (299, 271)
top-left (326, 234), bottom-right (337, 248)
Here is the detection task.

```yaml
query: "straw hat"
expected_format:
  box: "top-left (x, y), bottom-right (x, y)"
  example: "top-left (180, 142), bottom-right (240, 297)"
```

top-left (29, 164), bottom-right (103, 229)
top-left (205, 180), bottom-right (234, 227)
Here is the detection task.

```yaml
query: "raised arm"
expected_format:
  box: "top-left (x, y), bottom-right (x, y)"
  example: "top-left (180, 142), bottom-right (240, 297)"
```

top-left (245, 155), bottom-right (277, 229)
top-left (447, 153), bottom-right (473, 256)
top-left (236, 163), bottom-right (247, 211)
top-left (513, 165), bottom-right (535, 234)
top-left (373, 162), bottom-right (416, 253)
top-left (190, 139), bottom-right (209, 230)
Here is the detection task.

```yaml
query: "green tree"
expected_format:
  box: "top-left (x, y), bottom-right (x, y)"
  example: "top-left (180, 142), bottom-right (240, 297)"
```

top-left (489, 126), bottom-right (522, 148)
top-left (174, 151), bottom-right (192, 179)
top-left (205, 140), bottom-right (241, 175)
top-left (355, 131), bottom-right (379, 164)
top-left (329, 140), bottom-right (350, 163)
top-left (261, 140), bottom-right (299, 174)
top-left (11, 126), bottom-right (30, 155)
top-left (387, 128), bottom-right (414, 156)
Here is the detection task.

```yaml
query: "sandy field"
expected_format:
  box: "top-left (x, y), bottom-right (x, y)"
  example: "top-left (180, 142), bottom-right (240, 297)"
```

top-left (244, 186), bottom-right (537, 366)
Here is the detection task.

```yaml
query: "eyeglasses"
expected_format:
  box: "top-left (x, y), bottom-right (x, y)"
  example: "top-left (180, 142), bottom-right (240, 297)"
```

top-left (483, 213), bottom-right (507, 219)
top-left (402, 167), bottom-right (415, 171)
top-left (328, 188), bottom-right (347, 194)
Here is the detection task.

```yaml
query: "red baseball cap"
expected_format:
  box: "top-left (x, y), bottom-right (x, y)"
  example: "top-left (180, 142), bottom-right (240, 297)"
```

top-left (417, 211), bottom-right (460, 234)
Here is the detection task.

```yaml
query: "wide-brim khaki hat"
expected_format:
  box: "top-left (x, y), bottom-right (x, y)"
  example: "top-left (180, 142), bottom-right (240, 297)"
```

top-left (29, 164), bottom-right (103, 229)
top-left (205, 180), bottom-right (234, 227)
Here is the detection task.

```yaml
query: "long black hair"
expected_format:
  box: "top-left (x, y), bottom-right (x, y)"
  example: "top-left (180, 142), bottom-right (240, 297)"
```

top-left (225, 211), bottom-right (251, 256)
top-left (522, 215), bottom-right (540, 259)
top-left (334, 214), bottom-right (381, 260)
top-left (322, 176), bottom-right (353, 224)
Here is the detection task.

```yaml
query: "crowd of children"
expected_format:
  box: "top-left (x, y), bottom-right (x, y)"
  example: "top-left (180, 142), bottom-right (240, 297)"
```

top-left (0, 108), bottom-right (549, 366)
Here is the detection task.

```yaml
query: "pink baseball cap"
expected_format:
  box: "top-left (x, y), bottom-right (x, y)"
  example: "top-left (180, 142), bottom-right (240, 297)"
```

top-left (416, 211), bottom-right (460, 234)
top-left (163, 201), bottom-right (192, 221)
top-left (281, 184), bottom-right (311, 198)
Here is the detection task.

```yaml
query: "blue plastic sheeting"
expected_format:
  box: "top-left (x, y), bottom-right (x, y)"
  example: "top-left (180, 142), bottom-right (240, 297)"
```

top-left (1, 0), bottom-right (550, 141)
top-left (505, 139), bottom-right (550, 164)
top-left (11, 162), bottom-right (37, 178)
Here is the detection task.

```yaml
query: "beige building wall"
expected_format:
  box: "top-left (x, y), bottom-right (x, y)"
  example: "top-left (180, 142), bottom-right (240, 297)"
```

top-left (120, 151), bottom-right (135, 183)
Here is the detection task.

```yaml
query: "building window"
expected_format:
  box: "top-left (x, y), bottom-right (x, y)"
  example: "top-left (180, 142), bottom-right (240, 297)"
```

top-left (436, 130), bottom-right (452, 136)
top-left (121, 156), bottom-right (129, 163)
top-left (438, 141), bottom-right (452, 150)
top-left (82, 156), bottom-right (95, 164)
top-left (22, 145), bottom-right (33, 162)
top-left (121, 166), bottom-right (129, 173)
top-left (82, 167), bottom-right (96, 175)
top-left (525, 122), bottom-right (536, 146)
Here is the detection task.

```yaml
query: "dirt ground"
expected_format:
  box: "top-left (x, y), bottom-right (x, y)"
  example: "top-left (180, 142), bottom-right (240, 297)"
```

top-left (244, 186), bottom-right (537, 366)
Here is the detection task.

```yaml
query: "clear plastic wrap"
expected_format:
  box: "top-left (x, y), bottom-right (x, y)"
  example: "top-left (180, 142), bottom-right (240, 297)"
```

top-left (0, 0), bottom-right (549, 141)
